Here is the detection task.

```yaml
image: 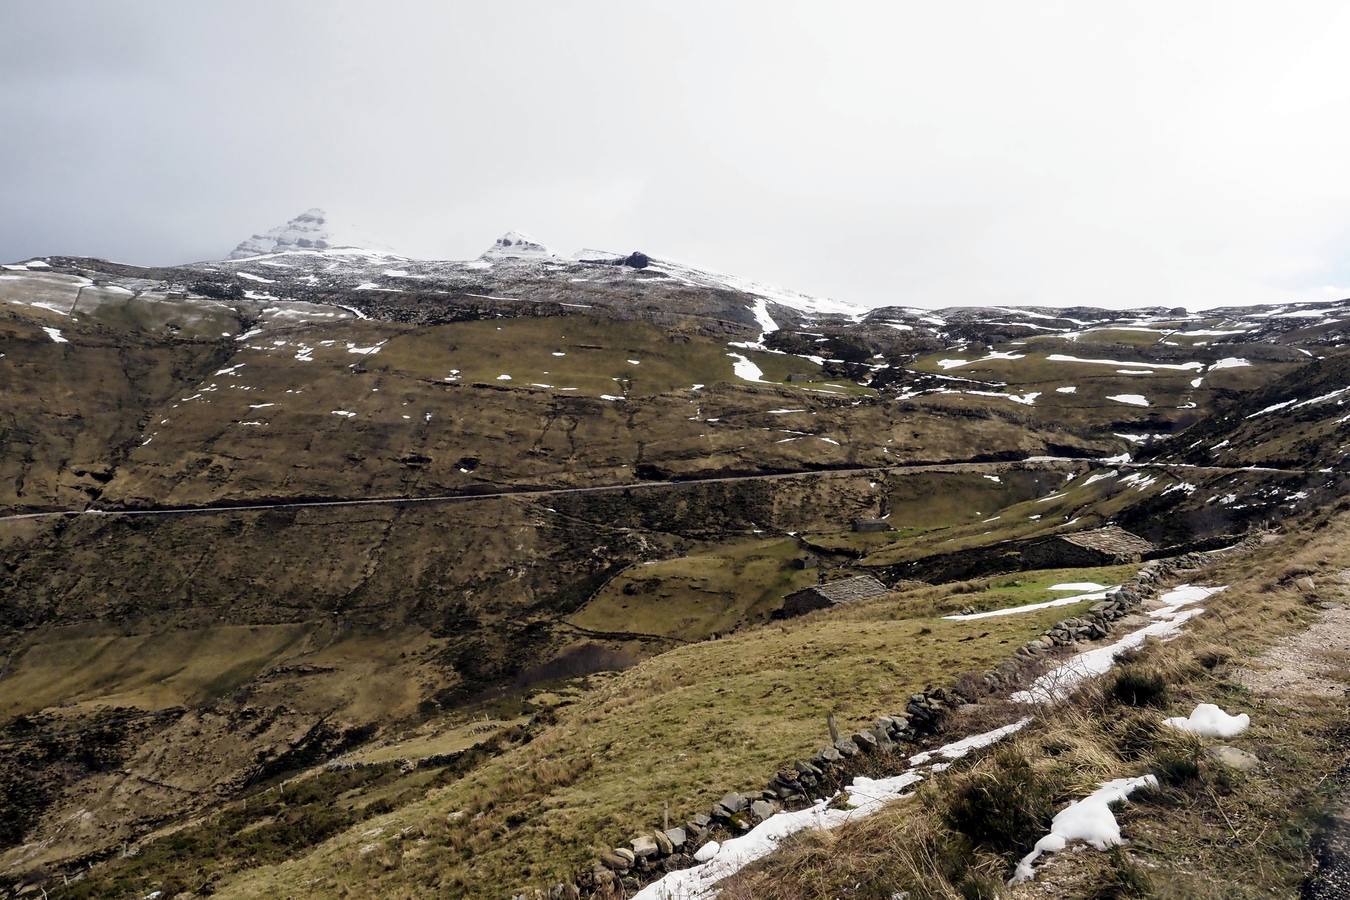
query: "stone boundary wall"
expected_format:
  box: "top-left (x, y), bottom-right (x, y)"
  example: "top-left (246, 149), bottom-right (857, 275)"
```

top-left (511, 536), bottom-right (1262, 899)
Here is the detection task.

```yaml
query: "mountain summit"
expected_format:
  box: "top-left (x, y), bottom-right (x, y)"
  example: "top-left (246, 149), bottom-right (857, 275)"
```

top-left (228, 208), bottom-right (391, 259)
top-left (481, 230), bottom-right (554, 259)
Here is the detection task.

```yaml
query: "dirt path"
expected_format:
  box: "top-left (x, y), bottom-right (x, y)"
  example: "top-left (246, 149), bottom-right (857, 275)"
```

top-left (1234, 581), bottom-right (1350, 899)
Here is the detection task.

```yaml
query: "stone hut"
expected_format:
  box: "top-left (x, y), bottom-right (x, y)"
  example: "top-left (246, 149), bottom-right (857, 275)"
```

top-left (887, 524), bottom-right (1158, 583)
top-left (780, 574), bottom-right (890, 617)
top-left (1022, 525), bottom-right (1155, 569)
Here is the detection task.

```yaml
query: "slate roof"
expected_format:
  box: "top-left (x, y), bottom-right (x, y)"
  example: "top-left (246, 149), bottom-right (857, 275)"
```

top-left (1059, 525), bottom-right (1154, 557)
top-left (807, 574), bottom-right (891, 604)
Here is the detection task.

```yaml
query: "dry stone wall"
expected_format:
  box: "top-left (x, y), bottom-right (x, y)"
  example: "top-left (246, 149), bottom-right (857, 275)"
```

top-left (511, 537), bottom-right (1261, 899)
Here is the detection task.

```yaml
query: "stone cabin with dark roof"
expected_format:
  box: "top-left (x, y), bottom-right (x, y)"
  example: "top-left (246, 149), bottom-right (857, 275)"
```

top-left (1022, 525), bottom-right (1155, 569)
top-left (779, 574), bottom-right (891, 618)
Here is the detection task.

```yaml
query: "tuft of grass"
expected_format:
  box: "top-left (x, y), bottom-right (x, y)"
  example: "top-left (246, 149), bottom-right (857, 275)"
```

top-left (945, 747), bottom-right (1059, 857)
top-left (1107, 666), bottom-right (1170, 708)
top-left (1092, 847), bottom-right (1154, 898)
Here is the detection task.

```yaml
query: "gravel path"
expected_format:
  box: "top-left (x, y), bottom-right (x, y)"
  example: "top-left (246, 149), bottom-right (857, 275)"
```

top-left (1234, 583), bottom-right (1350, 899)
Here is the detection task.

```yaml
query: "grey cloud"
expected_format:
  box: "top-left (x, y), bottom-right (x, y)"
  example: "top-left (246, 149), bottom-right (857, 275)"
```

top-left (2, 0), bottom-right (1348, 308)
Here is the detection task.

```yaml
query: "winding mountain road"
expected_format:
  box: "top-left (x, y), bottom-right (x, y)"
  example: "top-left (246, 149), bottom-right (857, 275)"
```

top-left (0, 458), bottom-right (1320, 525)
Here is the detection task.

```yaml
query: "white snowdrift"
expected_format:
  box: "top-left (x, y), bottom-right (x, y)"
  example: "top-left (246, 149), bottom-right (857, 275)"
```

top-left (1162, 703), bottom-right (1250, 738)
top-left (1011, 775), bottom-right (1159, 883)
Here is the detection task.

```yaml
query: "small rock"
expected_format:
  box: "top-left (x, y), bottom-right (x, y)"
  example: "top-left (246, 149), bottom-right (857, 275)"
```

top-left (631, 835), bottom-right (659, 860)
top-left (852, 731), bottom-right (879, 753)
top-left (652, 829), bottom-right (674, 855)
top-left (1207, 745), bottom-right (1260, 772)
top-left (601, 848), bottom-right (634, 871)
top-left (794, 760), bottom-right (822, 778)
top-left (750, 799), bottom-right (776, 821)
top-left (693, 840), bottom-right (721, 863)
top-left (663, 827), bottom-right (687, 849)
top-left (717, 792), bottom-right (747, 815)
top-left (815, 745), bottom-right (844, 765)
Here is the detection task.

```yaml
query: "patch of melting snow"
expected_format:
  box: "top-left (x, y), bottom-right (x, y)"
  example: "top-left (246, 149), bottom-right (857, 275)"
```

top-left (1208, 357), bottom-right (1250, 370)
top-left (908, 718), bottom-right (1032, 767)
top-left (937, 350), bottom-right (1026, 370)
top-left (982, 474), bottom-right (1002, 483)
top-left (1012, 775), bottom-right (1159, 883)
top-left (1162, 703), bottom-right (1250, 738)
top-left (964, 389), bottom-right (1041, 405)
top-left (42, 326), bottom-right (68, 343)
top-left (942, 588), bottom-right (1113, 622)
top-left (1049, 582), bottom-right (1108, 591)
top-left (1056, 385), bottom-right (1077, 394)
top-left (331, 410), bottom-right (356, 418)
top-left (1046, 353), bottom-right (1202, 372)
top-left (1083, 470), bottom-right (1117, 486)
top-left (1148, 584), bottom-right (1227, 618)
top-left (1119, 472), bottom-right (1158, 490)
top-left (1246, 398), bottom-right (1297, 418)
top-left (1107, 394), bottom-right (1150, 407)
top-left (726, 352), bottom-right (766, 382)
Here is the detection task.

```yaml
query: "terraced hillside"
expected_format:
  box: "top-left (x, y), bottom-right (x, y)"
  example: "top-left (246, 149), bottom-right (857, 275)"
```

top-left (1, 219), bottom-right (1347, 898)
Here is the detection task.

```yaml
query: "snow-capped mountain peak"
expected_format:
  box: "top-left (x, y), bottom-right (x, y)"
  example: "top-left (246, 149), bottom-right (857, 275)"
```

top-left (228, 208), bottom-right (394, 260)
top-left (482, 230), bottom-right (554, 259)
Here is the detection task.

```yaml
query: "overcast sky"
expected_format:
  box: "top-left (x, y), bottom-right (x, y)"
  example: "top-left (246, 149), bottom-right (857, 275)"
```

top-left (3, 1), bottom-right (1348, 309)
